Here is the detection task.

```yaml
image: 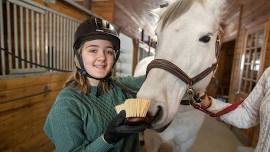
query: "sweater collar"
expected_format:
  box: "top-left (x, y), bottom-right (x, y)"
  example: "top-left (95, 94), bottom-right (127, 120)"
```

top-left (90, 86), bottom-right (98, 96)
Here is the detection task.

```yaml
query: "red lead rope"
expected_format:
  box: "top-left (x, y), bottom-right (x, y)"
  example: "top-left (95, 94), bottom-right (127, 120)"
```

top-left (192, 100), bottom-right (243, 117)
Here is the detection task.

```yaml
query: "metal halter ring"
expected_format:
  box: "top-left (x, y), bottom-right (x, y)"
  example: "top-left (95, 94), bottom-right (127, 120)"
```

top-left (186, 87), bottom-right (202, 105)
top-left (187, 87), bottom-right (195, 97)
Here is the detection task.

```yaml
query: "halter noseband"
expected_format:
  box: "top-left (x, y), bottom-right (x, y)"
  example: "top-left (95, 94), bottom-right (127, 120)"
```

top-left (146, 35), bottom-right (221, 106)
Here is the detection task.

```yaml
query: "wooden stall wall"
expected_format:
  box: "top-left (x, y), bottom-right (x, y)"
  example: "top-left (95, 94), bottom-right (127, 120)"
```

top-left (0, 0), bottom-right (93, 151)
top-left (0, 72), bottom-right (71, 151)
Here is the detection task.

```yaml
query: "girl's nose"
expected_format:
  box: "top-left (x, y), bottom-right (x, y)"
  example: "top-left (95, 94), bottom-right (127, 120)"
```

top-left (96, 50), bottom-right (106, 60)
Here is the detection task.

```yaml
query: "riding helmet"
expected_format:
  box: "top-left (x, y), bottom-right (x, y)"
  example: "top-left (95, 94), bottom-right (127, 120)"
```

top-left (73, 17), bottom-right (120, 61)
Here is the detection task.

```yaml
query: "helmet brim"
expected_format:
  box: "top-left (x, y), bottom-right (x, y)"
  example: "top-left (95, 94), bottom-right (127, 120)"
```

top-left (73, 32), bottom-right (120, 51)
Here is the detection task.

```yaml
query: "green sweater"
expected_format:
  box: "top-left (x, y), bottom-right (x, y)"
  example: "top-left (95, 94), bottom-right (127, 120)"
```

top-left (44, 76), bottom-right (145, 152)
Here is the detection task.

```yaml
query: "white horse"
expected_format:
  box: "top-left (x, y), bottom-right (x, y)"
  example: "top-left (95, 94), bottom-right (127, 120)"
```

top-left (134, 56), bottom-right (205, 152)
top-left (136, 0), bottom-right (226, 152)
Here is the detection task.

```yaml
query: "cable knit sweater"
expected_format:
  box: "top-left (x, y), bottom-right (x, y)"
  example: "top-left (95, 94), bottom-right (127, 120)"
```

top-left (44, 76), bottom-right (144, 152)
top-left (208, 67), bottom-right (270, 152)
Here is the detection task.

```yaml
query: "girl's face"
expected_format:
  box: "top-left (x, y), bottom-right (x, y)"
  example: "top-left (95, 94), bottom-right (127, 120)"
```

top-left (81, 39), bottom-right (115, 80)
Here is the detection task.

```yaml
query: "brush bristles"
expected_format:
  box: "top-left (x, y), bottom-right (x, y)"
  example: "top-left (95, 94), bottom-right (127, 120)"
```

top-left (115, 98), bottom-right (150, 118)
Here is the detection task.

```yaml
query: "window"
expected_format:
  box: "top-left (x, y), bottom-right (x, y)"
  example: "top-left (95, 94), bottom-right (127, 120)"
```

top-left (239, 25), bottom-right (267, 94)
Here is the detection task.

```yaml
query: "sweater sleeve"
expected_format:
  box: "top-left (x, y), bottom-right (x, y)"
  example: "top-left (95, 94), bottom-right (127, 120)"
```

top-left (43, 97), bottom-right (113, 152)
top-left (207, 67), bottom-right (270, 128)
top-left (116, 75), bottom-right (145, 91)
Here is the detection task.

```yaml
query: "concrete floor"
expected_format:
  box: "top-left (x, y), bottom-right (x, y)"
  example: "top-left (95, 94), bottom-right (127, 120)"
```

top-left (190, 115), bottom-right (243, 152)
top-left (142, 115), bottom-right (245, 152)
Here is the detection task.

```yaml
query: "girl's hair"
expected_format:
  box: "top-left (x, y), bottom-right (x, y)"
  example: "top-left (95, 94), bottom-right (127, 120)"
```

top-left (64, 45), bottom-right (112, 95)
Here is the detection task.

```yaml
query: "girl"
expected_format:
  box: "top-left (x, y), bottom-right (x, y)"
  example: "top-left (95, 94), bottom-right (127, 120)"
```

top-left (44, 17), bottom-right (147, 152)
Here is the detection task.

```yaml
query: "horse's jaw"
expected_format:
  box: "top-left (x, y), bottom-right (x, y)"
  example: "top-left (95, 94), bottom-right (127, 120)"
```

top-left (137, 72), bottom-right (187, 132)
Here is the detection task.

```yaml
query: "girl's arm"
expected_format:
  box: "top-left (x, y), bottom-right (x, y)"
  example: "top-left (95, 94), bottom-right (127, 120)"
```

top-left (202, 67), bottom-right (270, 128)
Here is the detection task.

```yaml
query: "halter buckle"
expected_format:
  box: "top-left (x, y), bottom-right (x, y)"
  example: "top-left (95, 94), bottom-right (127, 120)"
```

top-left (187, 87), bottom-right (195, 97)
top-left (186, 86), bottom-right (202, 105)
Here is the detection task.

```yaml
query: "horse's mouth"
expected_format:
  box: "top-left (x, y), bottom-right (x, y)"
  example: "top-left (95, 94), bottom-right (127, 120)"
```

top-left (155, 121), bottom-right (172, 132)
top-left (147, 105), bottom-right (162, 124)
top-left (146, 105), bottom-right (172, 132)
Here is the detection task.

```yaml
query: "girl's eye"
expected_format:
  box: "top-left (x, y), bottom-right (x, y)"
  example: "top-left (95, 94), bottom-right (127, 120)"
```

top-left (88, 49), bottom-right (97, 53)
top-left (105, 49), bottom-right (115, 56)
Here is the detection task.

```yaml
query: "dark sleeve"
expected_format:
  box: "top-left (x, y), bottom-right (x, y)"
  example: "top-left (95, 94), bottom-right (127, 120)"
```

top-left (43, 97), bottom-right (113, 152)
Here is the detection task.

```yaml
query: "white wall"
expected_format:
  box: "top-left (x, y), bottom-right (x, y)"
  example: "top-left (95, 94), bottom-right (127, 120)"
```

top-left (115, 33), bottom-right (133, 76)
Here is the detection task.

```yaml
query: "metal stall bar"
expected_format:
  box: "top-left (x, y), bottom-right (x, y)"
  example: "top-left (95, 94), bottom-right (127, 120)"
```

top-left (13, 3), bottom-right (19, 69)
top-left (48, 12), bottom-right (52, 71)
top-left (70, 20), bottom-right (74, 71)
top-left (36, 13), bottom-right (40, 67)
top-left (44, 12), bottom-right (48, 68)
top-left (70, 19), bottom-right (74, 70)
top-left (62, 16), bottom-right (65, 70)
top-left (53, 13), bottom-right (56, 70)
top-left (72, 21), bottom-right (76, 70)
top-left (71, 19), bottom-right (74, 70)
top-left (6, 1), bottom-right (12, 73)
top-left (68, 19), bottom-right (71, 71)
top-left (59, 16), bottom-right (63, 70)
top-left (19, 6), bottom-right (24, 68)
top-left (31, 9), bottom-right (35, 68)
top-left (63, 17), bottom-right (66, 70)
top-left (55, 15), bottom-right (61, 69)
top-left (26, 8), bottom-right (30, 68)
top-left (0, 0), bottom-right (5, 75)
top-left (41, 13), bottom-right (45, 67)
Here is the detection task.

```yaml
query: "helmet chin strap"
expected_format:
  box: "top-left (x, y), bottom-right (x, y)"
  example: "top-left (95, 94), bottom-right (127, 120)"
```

top-left (74, 50), bottom-right (113, 81)
top-left (76, 66), bottom-right (112, 80)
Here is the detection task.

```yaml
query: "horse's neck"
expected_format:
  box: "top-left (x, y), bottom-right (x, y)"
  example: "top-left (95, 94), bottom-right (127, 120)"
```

top-left (134, 56), bottom-right (155, 77)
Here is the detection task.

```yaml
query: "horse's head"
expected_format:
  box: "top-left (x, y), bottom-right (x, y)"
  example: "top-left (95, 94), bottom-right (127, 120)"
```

top-left (137, 0), bottom-right (227, 131)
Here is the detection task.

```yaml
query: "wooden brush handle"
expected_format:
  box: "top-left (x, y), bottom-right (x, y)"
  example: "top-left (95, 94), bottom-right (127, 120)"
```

top-left (127, 117), bottom-right (150, 125)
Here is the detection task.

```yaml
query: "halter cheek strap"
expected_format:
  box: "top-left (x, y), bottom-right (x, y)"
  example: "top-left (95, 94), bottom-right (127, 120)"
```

top-left (145, 33), bottom-right (221, 106)
top-left (146, 59), bottom-right (217, 105)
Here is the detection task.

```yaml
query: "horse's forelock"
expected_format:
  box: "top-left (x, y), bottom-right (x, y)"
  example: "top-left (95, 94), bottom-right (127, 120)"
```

top-left (157, 0), bottom-right (206, 32)
top-left (157, 0), bottom-right (228, 33)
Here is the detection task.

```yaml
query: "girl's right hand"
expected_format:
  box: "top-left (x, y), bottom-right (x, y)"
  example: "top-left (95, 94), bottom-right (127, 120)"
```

top-left (197, 92), bottom-right (212, 109)
top-left (103, 110), bottom-right (148, 144)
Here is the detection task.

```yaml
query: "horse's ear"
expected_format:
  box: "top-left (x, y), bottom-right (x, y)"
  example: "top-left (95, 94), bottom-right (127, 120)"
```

top-left (149, 0), bottom-right (177, 18)
top-left (207, 0), bottom-right (227, 22)
top-left (149, 7), bottom-right (167, 18)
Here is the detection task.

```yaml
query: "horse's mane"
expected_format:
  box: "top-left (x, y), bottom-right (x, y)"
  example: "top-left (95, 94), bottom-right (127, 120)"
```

top-left (158, 0), bottom-right (205, 31)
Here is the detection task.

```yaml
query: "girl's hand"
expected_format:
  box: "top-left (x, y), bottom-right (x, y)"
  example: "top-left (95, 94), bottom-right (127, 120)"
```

top-left (197, 92), bottom-right (212, 109)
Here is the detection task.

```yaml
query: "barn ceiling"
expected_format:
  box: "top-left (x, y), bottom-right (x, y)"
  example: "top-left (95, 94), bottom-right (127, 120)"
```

top-left (114, 0), bottom-right (169, 40)
top-left (113, 0), bottom-right (244, 41)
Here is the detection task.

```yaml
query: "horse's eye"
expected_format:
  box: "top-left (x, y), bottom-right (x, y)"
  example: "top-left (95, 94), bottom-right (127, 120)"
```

top-left (199, 35), bottom-right (211, 43)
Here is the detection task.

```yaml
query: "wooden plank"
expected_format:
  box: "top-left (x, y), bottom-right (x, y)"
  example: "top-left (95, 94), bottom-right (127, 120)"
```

top-left (0, 90), bottom-right (59, 113)
top-left (0, 94), bottom-right (56, 151)
top-left (0, 80), bottom-right (65, 104)
top-left (0, 72), bottom-right (71, 91)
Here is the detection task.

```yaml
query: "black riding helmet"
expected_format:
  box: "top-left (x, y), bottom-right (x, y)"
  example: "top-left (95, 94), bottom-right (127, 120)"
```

top-left (73, 17), bottom-right (120, 80)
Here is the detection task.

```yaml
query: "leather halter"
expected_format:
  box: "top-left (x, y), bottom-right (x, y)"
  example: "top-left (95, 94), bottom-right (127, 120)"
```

top-left (146, 35), bottom-right (221, 105)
